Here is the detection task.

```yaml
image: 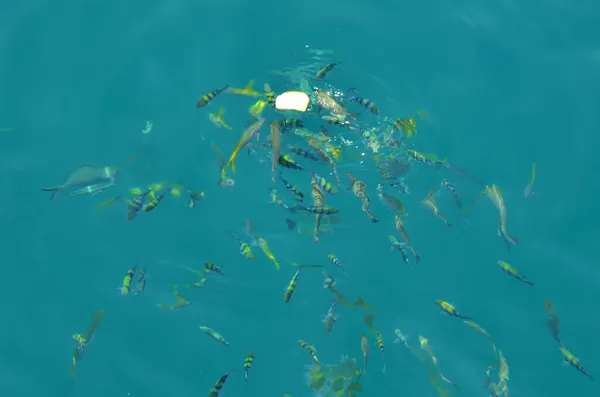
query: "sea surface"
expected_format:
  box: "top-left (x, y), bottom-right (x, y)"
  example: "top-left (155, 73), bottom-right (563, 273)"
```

top-left (1, 1), bottom-right (599, 396)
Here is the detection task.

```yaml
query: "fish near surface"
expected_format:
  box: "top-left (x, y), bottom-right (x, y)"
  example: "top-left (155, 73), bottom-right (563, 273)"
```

top-left (42, 164), bottom-right (119, 199)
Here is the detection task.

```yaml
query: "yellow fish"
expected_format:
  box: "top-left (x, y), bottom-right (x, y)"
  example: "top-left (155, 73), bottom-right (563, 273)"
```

top-left (228, 80), bottom-right (262, 97)
top-left (209, 107), bottom-right (232, 130)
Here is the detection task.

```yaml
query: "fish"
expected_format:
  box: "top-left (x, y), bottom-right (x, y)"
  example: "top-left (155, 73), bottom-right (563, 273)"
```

top-left (270, 121), bottom-right (282, 182)
top-left (264, 82), bottom-right (276, 107)
top-left (434, 300), bottom-right (473, 321)
top-left (483, 185), bottom-right (518, 249)
top-left (322, 301), bottom-right (338, 332)
top-left (376, 183), bottom-right (405, 215)
top-left (524, 162), bottom-right (536, 198)
top-left (156, 288), bottom-right (191, 310)
top-left (209, 371), bottom-right (235, 397)
top-left (186, 190), bottom-right (205, 208)
top-left (209, 107), bottom-right (232, 130)
top-left (65, 181), bottom-right (116, 197)
top-left (141, 120), bottom-right (153, 135)
top-left (196, 85), bottom-right (229, 108)
top-left (314, 89), bottom-right (354, 119)
top-left (244, 352), bottom-right (254, 381)
top-left (134, 267), bottom-right (147, 296)
top-left (256, 238), bottom-right (280, 271)
top-left (204, 262), bottom-right (225, 276)
top-left (360, 334), bottom-right (368, 373)
top-left (227, 80), bottom-right (262, 96)
top-left (120, 264), bottom-right (137, 296)
top-left (376, 332), bottom-right (386, 373)
top-left (70, 310), bottom-right (104, 378)
top-left (422, 188), bottom-right (451, 227)
top-left (496, 260), bottom-right (535, 287)
top-left (42, 164), bottom-right (119, 199)
top-left (249, 100), bottom-right (267, 117)
top-left (279, 173), bottom-right (304, 202)
top-left (394, 215), bottom-right (419, 263)
top-left (198, 326), bottom-right (230, 346)
top-left (327, 254), bottom-right (347, 274)
top-left (315, 61), bottom-right (342, 79)
top-left (210, 141), bottom-right (236, 188)
top-left (388, 235), bottom-right (412, 269)
top-left (441, 179), bottom-right (462, 209)
top-left (284, 264), bottom-right (324, 303)
top-left (349, 96), bottom-right (380, 115)
top-left (298, 340), bottom-right (321, 363)
top-left (559, 345), bottom-right (594, 380)
top-left (347, 172), bottom-right (379, 223)
top-left (393, 328), bottom-right (409, 348)
top-left (419, 336), bottom-right (459, 390)
top-left (223, 117), bottom-right (265, 174)
top-left (229, 232), bottom-right (255, 260)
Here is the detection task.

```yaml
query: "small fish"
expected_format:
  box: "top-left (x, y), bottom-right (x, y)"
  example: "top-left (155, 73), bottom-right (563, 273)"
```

top-left (70, 310), bottom-right (104, 377)
top-left (327, 254), bottom-right (346, 274)
top-left (524, 162), bottom-right (536, 198)
top-left (199, 326), bottom-right (230, 346)
top-left (209, 371), bottom-right (235, 397)
top-left (186, 190), bottom-right (205, 208)
top-left (322, 115), bottom-right (351, 127)
top-left (420, 335), bottom-right (459, 390)
top-left (350, 96), bottom-right (380, 115)
top-left (244, 352), bottom-right (254, 381)
top-left (141, 120), bottom-right (153, 135)
top-left (377, 184), bottom-right (405, 215)
top-left (294, 205), bottom-right (339, 215)
top-left (312, 173), bottom-right (338, 195)
top-left (394, 328), bottom-right (409, 348)
top-left (229, 232), bottom-right (255, 260)
top-left (322, 301), bottom-right (337, 332)
top-left (134, 267), bottom-right (147, 296)
top-left (298, 340), bottom-right (321, 363)
top-left (393, 116), bottom-right (418, 137)
top-left (120, 263), bottom-right (137, 296)
top-left (223, 117), bottom-right (265, 174)
top-left (279, 173), bottom-right (304, 202)
top-left (388, 235), bottom-right (412, 269)
top-left (376, 333), bottom-right (386, 373)
top-left (204, 262), bottom-right (225, 276)
top-left (270, 121), bottom-right (282, 182)
top-left (441, 179), bottom-right (462, 209)
top-left (323, 271), bottom-right (336, 289)
top-left (484, 185), bottom-right (518, 249)
top-left (315, 61), bottom-right (342, 79)
top-left (496, 260), bottom-right (535, 287)
top-left (559, 345), bottom-right (594, 380)
top-left (360, 334), bottom-right (369, 374)
top-left (278, 154), bottom-right (305, 171)
top-left (228, 80), bottom-right (262, 96)
top-left (264, 82), bottom-right (276, 108)
top-left (209, 107), bottom-right (232, 130)
top-left (285, 218), bottom-right (297, 231)
top-left (347, 172), bottom-right (379, 222)
top-left (434, 300), bottom-right (473, 321)
top-left (156, 288), bottom-right (191, 310)
top-left (422, 188), bottom-right (451, 227)
top-left (196, 85), bottom-right (229, 108)
top-left (284, 264), bottom-right (324, 303)
top-left (279, 118), bottom-right (304, 129)
top-left (394, 215), bottom-right (419, 263)
top-left (127, 189), bottom-right (153, 220)
top-left (210, 141), bottom-right (235, 188)
top-left (143, 188), bottom-right (170, 213)
top-left (256, 237), bottom-right (280, 271)
top-left (289, 146), bottom-right (322, 162)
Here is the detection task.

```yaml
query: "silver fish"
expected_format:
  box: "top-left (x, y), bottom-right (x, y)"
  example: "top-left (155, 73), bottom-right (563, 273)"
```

top-left (66, 182), bottom-right (116, 197)
top-left (42, 164), bottom-right (119, 199)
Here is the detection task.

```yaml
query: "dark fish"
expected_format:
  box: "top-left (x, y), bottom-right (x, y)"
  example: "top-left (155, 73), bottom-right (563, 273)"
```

top-left (285, 218), bottom-right (297, 230)
top-left (42, 165), bottom-right (119, 200)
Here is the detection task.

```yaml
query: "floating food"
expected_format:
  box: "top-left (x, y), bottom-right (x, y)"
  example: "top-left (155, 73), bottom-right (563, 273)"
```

top-left (275, 91), bottom-right (310, 112)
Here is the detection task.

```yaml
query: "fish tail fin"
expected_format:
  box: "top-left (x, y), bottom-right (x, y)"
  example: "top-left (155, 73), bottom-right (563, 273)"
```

top-left (41, 187), bottom-right (59, 199)
top-left (244, 80), bottom-right (254, 91)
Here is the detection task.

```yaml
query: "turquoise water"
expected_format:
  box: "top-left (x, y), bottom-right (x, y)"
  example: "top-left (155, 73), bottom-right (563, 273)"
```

top-left (1, 1), bottom-right (599, 396)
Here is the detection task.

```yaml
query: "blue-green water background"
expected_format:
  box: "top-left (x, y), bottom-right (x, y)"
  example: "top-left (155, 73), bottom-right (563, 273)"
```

top-left (1, 1), bottom-right (599, 396)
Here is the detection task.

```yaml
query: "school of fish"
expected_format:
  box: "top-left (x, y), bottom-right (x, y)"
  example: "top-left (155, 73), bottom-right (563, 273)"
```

top-left (45, 54), bottom-right (594, 397)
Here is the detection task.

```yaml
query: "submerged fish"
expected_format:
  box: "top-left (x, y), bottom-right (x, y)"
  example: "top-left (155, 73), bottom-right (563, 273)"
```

top-left (65, 182), bottom-right (116, 197)
top-left (42, 165), bottom-right (119, 199)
